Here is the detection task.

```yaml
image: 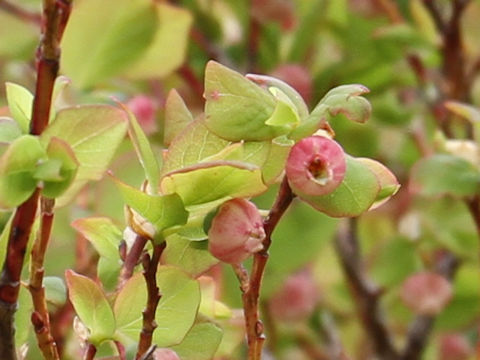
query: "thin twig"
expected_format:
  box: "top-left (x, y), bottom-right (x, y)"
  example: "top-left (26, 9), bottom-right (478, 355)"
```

top-left (136, 243), bottom-right (166, 360)
top-left (114, 340), bottom-right (127, 360)
top-left (239, 178), bottom-right (294, 360)
top-left (28, 197), bottom-right (59, 360)
top-left (83, 343), bottom-right (96, 360)
top-left (118, 234), bottom-right (148, 289)
top-left (334, 218), bottom-right (400, 360)
top-left (371, 0), bottom-right (403, 24)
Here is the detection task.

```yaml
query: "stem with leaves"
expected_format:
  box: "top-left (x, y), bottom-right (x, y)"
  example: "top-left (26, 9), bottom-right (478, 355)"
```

top-left (136, 242), bottom-right (166, 359)
top-left (83, 343), bottom-right (96, 360)
top-left (118, 234), bottom-right (149, 289)
top-left (0, 1), bottom-right (71, 358)
top-left (234, 178), bottom-right (294, 360)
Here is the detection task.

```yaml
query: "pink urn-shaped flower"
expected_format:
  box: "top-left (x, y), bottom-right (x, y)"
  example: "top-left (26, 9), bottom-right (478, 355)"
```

top-left (208, 198), bottom-right (266, 264)
top-left (286, 136), bottom-right (346, 197)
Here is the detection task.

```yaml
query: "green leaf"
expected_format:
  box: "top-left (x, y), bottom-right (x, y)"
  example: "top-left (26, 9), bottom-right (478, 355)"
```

top-left (40, 137), bottom-right (79, 198)
top-left (162, 118), bottom-right (230, 176)
top-left (436, 264), bottom-right (480, 330)
top-left (71, 217), bottom-right (122, 261)
top-left (113, 177), bottom-right (188, 234)
top-left (170, 321), bottom-right (223, 360)
top-left (164, 89), bottom-right (194, 146)
top-left (44, 276), bottom-right (67, 306)
top-left (65, 270), bottom-right (116, 345)
top-left (163, 235), bottom-right (218, 278)
top-left (5, 82), bottom-right (33, 133)
top-left (371, 237), bottom-right (422, 287)
top-left (204, 61), bottom-right (282, 141)
top-left (0, 11), bottom-right (36, 60)
top-left (411, 154), bottom-right (480, 197)
top-left (41, 105), bottom-right (128, 206)
top-left (114, 266), bottom-right (200, 347)
top-left (302, 156), bottom-right (380, 217)
top-left (16, 285), bottom-right (33, 346)
top-left (290, 84), bottom-right (371, 141)
top-left (0, 135), bottom-right (46, 209)
top-left (125, 3), bottom-right (193, 79)
top-left (61, 0), bottom-right (157, 88)
top-left (119, 101), bottom-right (160, 194)
top-left (357, 157), bottom-right (400, 210)
top-left (161, 161), bottom-right (268, 209)
top-left (98, 257), bottom-right (121, 291)
top-left (246, 73), bottom-right (309, 120)
top-left (0, 117), bottom-right (22, 143)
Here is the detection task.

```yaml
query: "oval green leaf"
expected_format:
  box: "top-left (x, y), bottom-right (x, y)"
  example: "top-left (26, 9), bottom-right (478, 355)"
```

top-left (65, 270), bottom-right (115, 345)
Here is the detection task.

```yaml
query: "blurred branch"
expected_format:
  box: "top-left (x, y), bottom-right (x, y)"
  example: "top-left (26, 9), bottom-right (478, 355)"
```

top-left (371, 0), bottom-right (403, 24)
top-left (178, 64), bottom-right (204, 100)
top-left (136, 242), bottom-right (165, 360)
top-left (401, 252), bottom-right (459, 360)
top-left (0, 1), bottom-right (41, 25)
top-left (115, 340), bottom-right (127, 360)
top-left (334, 218), bottom-right (400, 360)
top-left (422, 0), bottom-right (445, 33)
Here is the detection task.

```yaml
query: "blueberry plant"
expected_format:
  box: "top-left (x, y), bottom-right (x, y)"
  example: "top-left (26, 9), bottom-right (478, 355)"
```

top-left (0, 1), bottom-right (479, 360)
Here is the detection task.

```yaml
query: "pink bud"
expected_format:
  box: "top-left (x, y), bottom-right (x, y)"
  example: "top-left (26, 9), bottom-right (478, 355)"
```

top-left (439, 334), bottom-right (472, 360)
top-left (208, 199), bottom-right (265, 264)
top-left (286, 136), bottom-right (346, 197)
top-left (127, 95), bottom-right (156, 133)
top-left (400, 272), bottom-right (452, 315)
top-left (269, 268), bottom-right (319, 321)
top-left (153, 348), bottom-right (180, 360)
top-left (271, 64), bottom-right (312, 103)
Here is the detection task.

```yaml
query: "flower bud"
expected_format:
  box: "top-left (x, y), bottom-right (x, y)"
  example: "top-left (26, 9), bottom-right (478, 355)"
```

top-left (400, 272), bottom-right (452, 315)
top-left (269, 268), bottom-right (319, 321)
top-left (153, 348), bottom-right (181, 360)
top-left (208, 199), bottom-right (265, 264)
top-left (439, 334), bottom-right (473, 360)
top-left (127, 95), bottom-right (156, 133)
top-left (286, 136), bottom-right (346, 197)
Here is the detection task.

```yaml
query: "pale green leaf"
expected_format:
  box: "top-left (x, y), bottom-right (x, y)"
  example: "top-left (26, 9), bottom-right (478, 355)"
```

top-left (0, 117), bottom-right (22, 143)
top-left (164, 89), bottom-right (194, 146)
top-left (204, 61), bottom-right (281, 141)
top-left (71, 217), bottom-right (122, 260)
top-left (41, 105), bottom-right (128, 206)
top-left (0, 135), bottom-right (46, 209)
top-left (162, 118), bottom-right (229, 176)
top-left (44, 276), bottom-right (67, 306)
top-left (170, 322), bottom-right (223, 360)
top-left (114, 266), bottom-right (200, 347)
top-left (120, 102), bottom-right (160, 194)
top-left (125, 3), bottom-right (193, 79)
top-left (113, 177), bottom-right (188, 233)
top-left (5, 82), bottom-right (33, 133)
top-left (160, 161), bottom-right (268, 209)
top-left (163, 235), bottom-right (218, 278)
top-left (61, 0), bottom-right (157, 88)
top-left (66, 270), bottom-right (116, 345)
top-left (40, 137), bottom-right (79, 198)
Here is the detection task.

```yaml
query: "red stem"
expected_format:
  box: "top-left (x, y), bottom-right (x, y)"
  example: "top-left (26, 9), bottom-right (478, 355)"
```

top-left (239, 178), bottom-right (294, 360)
top-left (136, 243), bottom-right (166, 359)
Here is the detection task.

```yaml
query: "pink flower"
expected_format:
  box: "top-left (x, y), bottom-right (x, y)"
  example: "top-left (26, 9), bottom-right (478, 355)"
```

top-left (208, 199), bottom-right (265, 264)
top-left (286, 136), bottom-right (346, 197)
top-left (127, 95), bottom-right (156, 133)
